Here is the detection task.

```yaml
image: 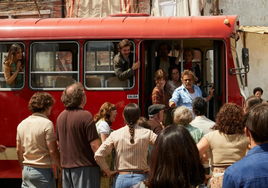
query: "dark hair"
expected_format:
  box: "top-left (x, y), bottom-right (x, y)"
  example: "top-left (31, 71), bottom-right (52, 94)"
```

top-left (184, 48), bottom-right (195, 59)
top-left (192, 97), bottom-right (207, 116)
top-left (168, 66), bottom-right (180, 80)
top-left (158, 42), bottom-right (171, 53)
top-left (244, 95), bottom-right (260, 113)
top-left (4, 43), bottom-right (23, 65)
top-left (213, 103), bottom-right (244, 134)
top-left (123, 103), bottom-right (141, 144)
top-left (117, 39), bottom-right (132, 50)
top-left (244, 103), bottom-right (268, 143)
top-left (137, 117), bottom-right (150, 129)
top-left (253, 87), bottom-right (263, 95)
top-left (154, 69), bottom-right (168, 83)
top-left (147, 125), bottom-right (205, 188)
top-left (61, 82), bottom-right (85, 108)
top-left (94, 102), bottom-right (117, 126)
top-left (28, 92), bottom-right (54, 113)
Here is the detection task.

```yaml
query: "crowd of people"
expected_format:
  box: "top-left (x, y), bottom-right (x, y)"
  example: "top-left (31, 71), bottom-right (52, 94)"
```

top-left (2, 40), bottom-right (268, 188)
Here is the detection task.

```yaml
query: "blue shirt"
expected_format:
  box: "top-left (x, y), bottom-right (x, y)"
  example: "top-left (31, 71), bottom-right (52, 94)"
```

top-left (169, 84), bottom-right (203, 116)
top-left (222, 143), bottom-right (268, 188)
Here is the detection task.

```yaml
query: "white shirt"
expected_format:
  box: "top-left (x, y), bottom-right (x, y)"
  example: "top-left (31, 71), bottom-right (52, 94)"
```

top-left (96, 120), bottom-right (110, 135)
top-left (190, 116), bottom-right (215, 134)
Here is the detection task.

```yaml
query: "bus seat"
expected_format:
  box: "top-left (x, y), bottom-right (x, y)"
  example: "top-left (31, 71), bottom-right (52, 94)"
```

top-left (105, 77), bottom-right (130, 87)
top-left (53, 77), bottom-right (76, 88)
top-left (86, 76), bottom-right (103, 87)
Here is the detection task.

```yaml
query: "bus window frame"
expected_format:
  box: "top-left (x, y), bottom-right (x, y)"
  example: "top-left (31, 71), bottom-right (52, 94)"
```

top-left (83, 40), bottom-right (136, 91)
top-left (0, 42), bottom-right (26, 91)
top-left (29, 41), bottom-right (80, 91)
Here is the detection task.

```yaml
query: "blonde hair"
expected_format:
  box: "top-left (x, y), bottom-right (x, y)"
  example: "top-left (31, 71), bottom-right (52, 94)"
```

top-left (181, 70), bottom-right (198, 83)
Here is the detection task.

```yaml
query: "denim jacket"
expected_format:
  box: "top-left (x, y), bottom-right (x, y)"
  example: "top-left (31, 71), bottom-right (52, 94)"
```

top-left (222, 143), bottom-right (268, 188)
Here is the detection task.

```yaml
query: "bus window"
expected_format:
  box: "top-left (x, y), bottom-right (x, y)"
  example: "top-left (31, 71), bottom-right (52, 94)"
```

top-left (84, 41), bottom-right (135, 90)
top-left (0, 43), bottom-right (25, 90)
top-left (30, 42), bottom-right (79, 89)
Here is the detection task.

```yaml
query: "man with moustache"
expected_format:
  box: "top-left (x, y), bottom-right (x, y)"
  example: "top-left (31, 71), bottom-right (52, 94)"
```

top-left (114, 39), bottom-right (140, 81)
top-left (169, 70), bottom-right (214, 117)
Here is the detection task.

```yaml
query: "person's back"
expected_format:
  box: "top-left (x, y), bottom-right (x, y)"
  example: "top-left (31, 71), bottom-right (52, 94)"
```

top-left (57, 108), bottom-right (98, 168)
top-left (223, 103), bottom-right (268, 188)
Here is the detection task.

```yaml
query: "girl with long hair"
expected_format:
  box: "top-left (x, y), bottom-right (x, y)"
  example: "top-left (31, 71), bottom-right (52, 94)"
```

top-left (95, 103), bottom-right (157, 188)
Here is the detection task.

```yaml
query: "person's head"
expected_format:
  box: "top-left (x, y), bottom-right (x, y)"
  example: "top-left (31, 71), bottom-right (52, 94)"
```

top-left (94, 102), bottom-right (117, 126)
top-left (61, 82), bottom-right (86, 109)
top-left (243, 95), bottom-right (260, 113)
top-left (28, 92), bottom-right (54, 116)
top-left (123, 103), bottom-right (141, 144)
top-left (183, 48), bottom-right (195, 63)
top-left (253, 87), bottom-right (264, 99)
top-left (148, 125), bottom-right (205, 188)
top-left (213, 103), bottom-right (244, 134)
top-left (181, 70), bottom-right (197, 89)
top-left (5, 44), bottom-right (23, 64)
top-left (173, 106), bottom-right (193, 126)
top-left (244, 103), bottom-right (268, 144)
top-left (168, 66), bottom-right (180, 81)
top-left (158, 42), bottom-right (171, 58)
top-left (137, 117), bottom-right (150, 129)
top-left (154, 69), bottom-right (168, 89)
top-left (148, 104), bottom-right (165, 123)
top-left (192, 97), bottom-right (207, 116)
top-left (117, 39), bottom-right (132, 58)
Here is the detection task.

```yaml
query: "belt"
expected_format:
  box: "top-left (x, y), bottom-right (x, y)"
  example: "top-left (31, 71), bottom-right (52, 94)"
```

top-left (119, 170), bottom-right (147, 175)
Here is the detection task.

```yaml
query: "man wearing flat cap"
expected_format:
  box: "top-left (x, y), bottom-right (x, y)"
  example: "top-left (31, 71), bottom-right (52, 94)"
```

top-left (147, 104), bottom-right (165, 135)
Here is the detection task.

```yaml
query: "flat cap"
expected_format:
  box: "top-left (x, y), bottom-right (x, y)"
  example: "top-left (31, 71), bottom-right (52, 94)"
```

top-left (148, 104), bottom-right (166, 115)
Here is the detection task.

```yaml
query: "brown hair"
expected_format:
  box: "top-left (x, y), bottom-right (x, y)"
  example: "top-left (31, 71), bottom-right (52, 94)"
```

top-left (137, 117), bottom-right (150, 129)
top-left (117, 39), bottom-right (132, 50)
top-left (181, 70), bottom-right (198, 83)
top-left (244, 103), bottom-right (268, 143)
top-left (213, 103), bottom-right (244, 134)
top-left (28, 92), bottom-right (54, 113)
top-left (123, 103), bottom-right (141, 144)
top-left (4, 43), bottom-right (23, 66)
top-left (94, 102), bottom-right (117, 126)
top-left (154, 69), bottom-right (168, 84)
top-left (61, 82), bottom-right (85, 108)
top-left (244, 95), bottom-right (260, 113)
top-left (184, 48), bottom-right (195, 59)
top-left (147, 125), bottom-right (205, 188)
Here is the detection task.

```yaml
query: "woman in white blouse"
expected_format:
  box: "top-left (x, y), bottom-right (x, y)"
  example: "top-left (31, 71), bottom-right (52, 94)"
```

top-left (94, 102), bottom-right (118, 188)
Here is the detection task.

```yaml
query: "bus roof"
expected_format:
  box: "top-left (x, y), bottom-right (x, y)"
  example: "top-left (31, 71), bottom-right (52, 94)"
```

top-left (0, 15), bottom-right (238, 40)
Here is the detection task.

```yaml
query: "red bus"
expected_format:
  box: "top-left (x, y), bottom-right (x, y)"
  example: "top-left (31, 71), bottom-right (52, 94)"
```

top-left (0, 14), bottom-right (249, 179)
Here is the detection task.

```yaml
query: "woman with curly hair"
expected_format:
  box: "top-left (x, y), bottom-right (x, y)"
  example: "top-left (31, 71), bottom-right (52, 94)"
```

top-left (197, 103), bottom-right (248, 188)
top-left (95, 103), bottom-right (157, 188)
top-left (16, 92), bottom-right (61, 188)
top-left (94, 102), bottom-right (117, 188)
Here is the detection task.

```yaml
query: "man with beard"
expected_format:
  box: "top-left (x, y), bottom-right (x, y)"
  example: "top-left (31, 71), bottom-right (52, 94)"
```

top-left (155, 42), bottom-right (180, 73)
top-left (169, 70), bottom-right (214, 117)
top-left (114, 39), bottom-right (140, 81)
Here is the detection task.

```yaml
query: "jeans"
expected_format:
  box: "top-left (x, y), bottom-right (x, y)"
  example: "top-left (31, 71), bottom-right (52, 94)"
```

top-left (113, 172), bottom-right (147, 188)
top-left (22, 166), bottom-right (56, 188)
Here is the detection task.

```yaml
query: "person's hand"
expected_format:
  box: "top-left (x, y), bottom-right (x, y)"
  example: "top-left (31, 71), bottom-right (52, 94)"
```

top-left (179, 48), bottom-right (184, 54)
top-left (104, 170), bottom-right (118, 178)
top-left (169, 101), bottom-right (176, 108)
top-left (132, 61), bottom-right (140, 70)
top-left (0, 145), bottom-right (6, 153)
top-left (16, 61), bottom-right (22, 71)
top-left (205, 174), bottom-right (212, 184)
top-left (209, 84), bottom-right (214, 96)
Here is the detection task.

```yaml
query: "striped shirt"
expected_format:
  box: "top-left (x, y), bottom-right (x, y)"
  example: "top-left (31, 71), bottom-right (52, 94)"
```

top-left (95, 124), bottom-right (157, 171)
top-left (152, 86), bottom-right (169, 110)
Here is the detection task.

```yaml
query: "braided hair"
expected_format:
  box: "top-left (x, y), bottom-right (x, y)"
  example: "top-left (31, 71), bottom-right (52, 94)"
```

top-left (123, 103), bottom-right (141, 144)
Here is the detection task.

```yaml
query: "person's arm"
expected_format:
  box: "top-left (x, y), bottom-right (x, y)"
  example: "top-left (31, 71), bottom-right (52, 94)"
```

top-left (4, 62), bottom-right (21, 85)
top-left (197, 136), bottom-right (210, 157)
top-left (47, 141), bottom-right (62, 170)
top-left (169, 88), bottom-right (180, 108)
top-left (205, 85), bottom-right (214, 102)
top-left (113, 56), bottom-right (136, 81)
top-left (90, 138), bottom-right (101, 154)
top-left (16, 142), bottom-right (24, 169)
top-left (0, 145), bottom-right (6, 153)
top-left (222, 168), bottom-right (236, 188)
top-left (174, 48), bottom-right (184, 65)
top-left (100, 134), bottom-right (109, 143)
top-left (152, 88), bottom-right (161, 104)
